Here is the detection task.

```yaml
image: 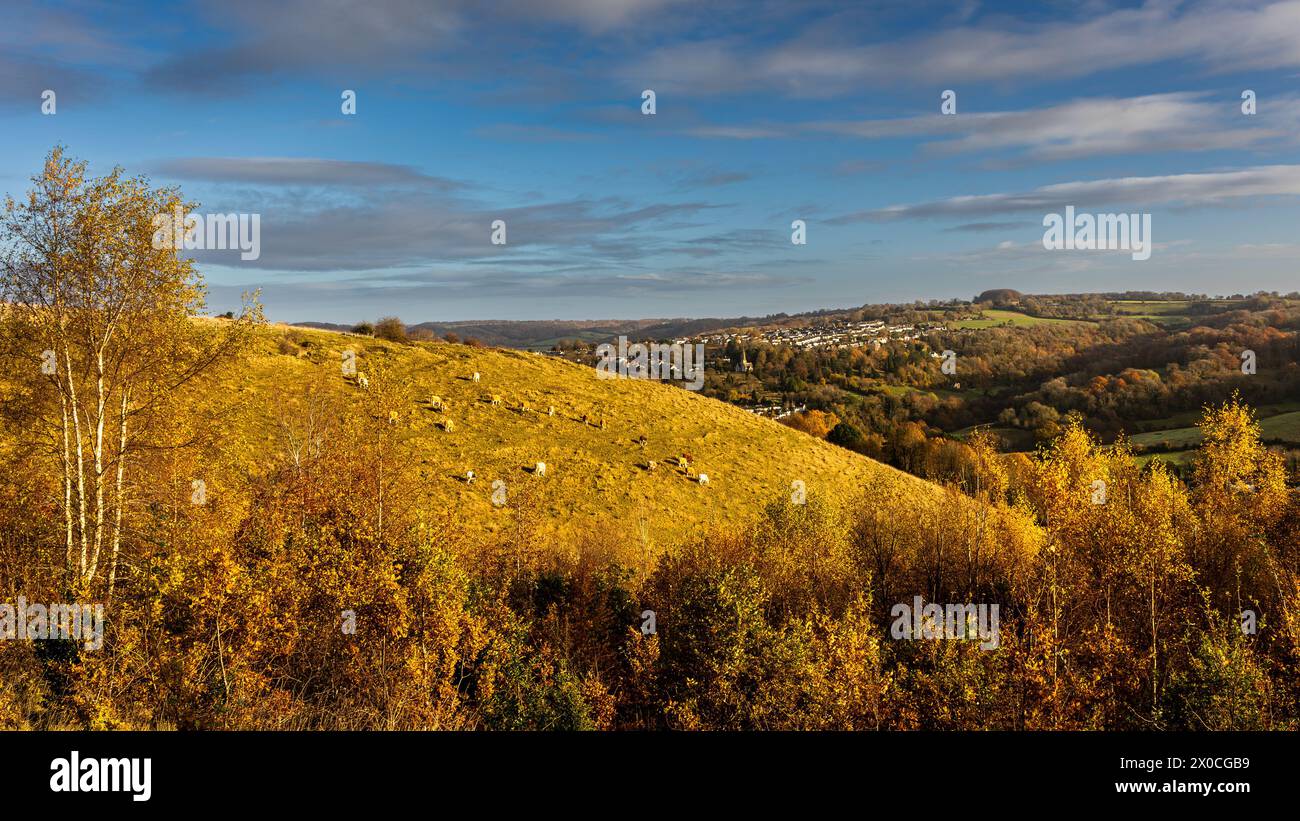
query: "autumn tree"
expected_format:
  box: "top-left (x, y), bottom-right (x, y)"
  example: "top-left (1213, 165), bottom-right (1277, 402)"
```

top-left (1189, 395), bottom-right (1292, 645)
top-left (0, 146), bottom-right (259, 599)
top-left (780, 409), bottom-right (839, 439)
top-left (374, 316), bottom-right (407, 343)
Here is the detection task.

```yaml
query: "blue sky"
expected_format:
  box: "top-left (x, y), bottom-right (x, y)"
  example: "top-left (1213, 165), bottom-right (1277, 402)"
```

top-left (3, 0), bottom-right (1299, 323)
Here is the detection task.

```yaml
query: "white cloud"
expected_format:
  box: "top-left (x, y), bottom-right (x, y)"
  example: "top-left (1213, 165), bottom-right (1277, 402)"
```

top-left (627, 1), bottom-right (1300, 95)
top-left (831, 164), bottom-right (1300, 222)
top-left (809, 93), bottom-right (1291, 160)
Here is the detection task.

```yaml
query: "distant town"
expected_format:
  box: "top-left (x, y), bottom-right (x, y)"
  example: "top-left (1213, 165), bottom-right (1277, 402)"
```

top-left (687, 318), bottom-right (936, 351)
top-left (535, 317), bottom-right (951, 418)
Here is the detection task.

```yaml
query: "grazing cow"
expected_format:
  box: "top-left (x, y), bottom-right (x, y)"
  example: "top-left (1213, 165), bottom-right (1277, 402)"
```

top-left (466, 470), bottom-right (475, 484)
top-left (519, 402), bottom-right (529, 413)
top-left (698, 474), bottom-right (709, 486)
top-left (472, 372), bottom-right (481, 383)
top-left (430, 395), bottom-right (444, 411)
top-left (357, 373), bottom-right (370, 389)
top-left (547, 406), bottom-right (555, 417)
top-left (388, 410), bottom-right (400, 425)
top-left (443, 419), bottom-right (455, 432)
top-left (490, 395), bottom-right (503, 406)
top-left (647, 460), bottom-right (656, 471)
top-left (535, 462), bottom-right (547, 477)
top-left (581, 413), bottom-right (590, 425)
top-left (599, 417), bottom-right (606, 430)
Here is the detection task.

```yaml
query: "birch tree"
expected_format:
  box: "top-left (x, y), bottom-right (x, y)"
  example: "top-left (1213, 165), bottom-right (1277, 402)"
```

top-left (1, 146), bottom-right (259, 598)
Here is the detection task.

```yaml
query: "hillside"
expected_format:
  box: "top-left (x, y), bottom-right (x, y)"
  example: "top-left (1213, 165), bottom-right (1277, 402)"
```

top-left (295, 315), bottom-right (776, 349)
top-left (240, 323), bottom-right (959, 549)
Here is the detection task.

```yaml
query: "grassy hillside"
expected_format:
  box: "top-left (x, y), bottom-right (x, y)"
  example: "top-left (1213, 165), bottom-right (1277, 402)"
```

top-left (1131, 409), bottom-right (1300, 450)
top-left (1128, 401), bottom-right (1300, 433)
top-left (949, 309), bottom-right (1090, 329)
top-left (242, 323), bottom-right (952, 549)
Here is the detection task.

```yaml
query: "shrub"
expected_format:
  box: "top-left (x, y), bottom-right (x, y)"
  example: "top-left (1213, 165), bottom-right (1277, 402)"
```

top-left (827, 421), bottom-right (866, 450)
top-left (375, 316), bottom-right (407, 343)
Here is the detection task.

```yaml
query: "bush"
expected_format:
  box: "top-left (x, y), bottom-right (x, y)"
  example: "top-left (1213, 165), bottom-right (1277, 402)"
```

top-left (827, 421), bottom-right (866, 450)
top-left (375, 316), bottom-right (407, 343)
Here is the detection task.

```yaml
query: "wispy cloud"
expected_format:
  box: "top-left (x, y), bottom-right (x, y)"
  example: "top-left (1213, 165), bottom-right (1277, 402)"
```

top-left (690, 92), bottom-right (1296, 164)
top-left (943, 221), bottom-right (1033, 233)
top-left (141, 0), bottom-right (463, 94)
top-left (629, 1), bottom-right (1300, 95)
top-left (810, 93), bottom-right (1291, 161)
top-left (152, 157), bottom-right (467, 189)
top-left (162, 156), bottom-right (726, 273)
top-left (830, 165), bottom-right (1300, 223)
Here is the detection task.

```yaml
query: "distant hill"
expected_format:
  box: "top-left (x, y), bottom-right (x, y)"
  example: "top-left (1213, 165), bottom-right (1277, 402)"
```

top-left (290, 306), bottom-right (905, 349)
top-left (976, 289), bottom-right (1023, 306)
top-left (294, 317), bottom-right (776, 349)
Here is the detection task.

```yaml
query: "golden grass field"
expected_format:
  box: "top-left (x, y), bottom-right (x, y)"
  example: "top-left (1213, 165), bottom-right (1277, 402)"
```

top-left (225, 323), bottom-right (952, 551)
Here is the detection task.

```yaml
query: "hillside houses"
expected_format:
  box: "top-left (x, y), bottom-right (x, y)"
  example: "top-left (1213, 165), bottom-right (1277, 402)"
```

top-left (562, 317), bottom-right (945, 377)
top-left (745, 403), bottom-right (807, 419)
top-left (695, 319), bottom-right (933, 354)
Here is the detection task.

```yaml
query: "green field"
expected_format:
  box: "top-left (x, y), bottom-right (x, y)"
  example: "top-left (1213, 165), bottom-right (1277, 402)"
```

top-left (1129, 426), bottom-right (1204, 449)
top-left (1099, 299), bottom-right (1248, 328)
top-left (876, 383), bottom-right (985, 401)
top-left (1135, 450), bottom-right (1197, 469)
top-left (1130, 410), bottom-right (1300, 450)
top-left (951, 424), bottom-right (1037, 451)
top-left (1130, 401), bottom-right (1300, 433)
top-left (949, 309), bottom-right (1088, 329)
top-left (1108, 300), bottom-right (1193, 316)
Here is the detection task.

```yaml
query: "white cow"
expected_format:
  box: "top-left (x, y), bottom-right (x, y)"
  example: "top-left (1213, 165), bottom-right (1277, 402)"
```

top-left (535, 462), bottom-right (547, 477)
top-left (698, 474), bottom-right (709, 486)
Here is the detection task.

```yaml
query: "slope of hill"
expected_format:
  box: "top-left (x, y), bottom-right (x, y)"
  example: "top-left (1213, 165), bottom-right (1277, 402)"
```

top-left (294, 316), bottom-right (777, 349)
top-left (246, 323), bottom-right (966, 549)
